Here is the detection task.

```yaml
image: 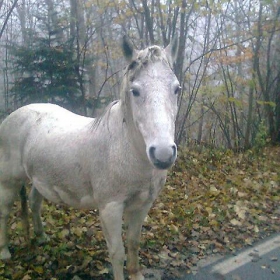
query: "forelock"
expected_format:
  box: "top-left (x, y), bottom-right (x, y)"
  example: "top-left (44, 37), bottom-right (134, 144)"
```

top-left (121, 45), bottom-right (172, 116)
top-left (126, 45), bottom-right (171, 79)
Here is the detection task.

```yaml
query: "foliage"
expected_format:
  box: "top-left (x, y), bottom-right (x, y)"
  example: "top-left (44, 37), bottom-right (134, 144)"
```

top-left (253, 121), bottom-right (269, 150)
top-left (1, 0), bottom-right (280, 146)
top-left (10, 35), bottom-right (82, 111)
top-left (0, 146), bottom-right (279, 279)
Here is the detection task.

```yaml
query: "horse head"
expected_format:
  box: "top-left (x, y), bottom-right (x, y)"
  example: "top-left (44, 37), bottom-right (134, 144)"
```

top-left (121, 35), bottom-right (180, 170)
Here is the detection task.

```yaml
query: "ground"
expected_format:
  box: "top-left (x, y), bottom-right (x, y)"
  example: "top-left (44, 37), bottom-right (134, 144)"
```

top-left (0, 146), bottom-right (279, 279)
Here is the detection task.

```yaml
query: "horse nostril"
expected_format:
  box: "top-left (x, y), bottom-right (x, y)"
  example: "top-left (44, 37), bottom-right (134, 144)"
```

top-left (171, 144), bottom-right (177, 157)
top-left (149, 146), bottom-right (156, 160)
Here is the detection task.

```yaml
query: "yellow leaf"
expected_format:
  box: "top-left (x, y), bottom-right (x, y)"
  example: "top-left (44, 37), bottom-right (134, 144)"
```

top-left (205, 207), bottom-right (212, 214)
top-left (230, 219), bottom-right (242, 226)
top-left (209, 185), bottom-right (220, 195)
top-left (209, 220), bottom-right (219, 227)
top-left (34, 266), bottom-right (44, 274)
top-left (59, 228), bottom-right (70, 239)
top-left (245, 238), bottom-right (253, 245)
top-left (99, 268), bottom-right (109, 275)
top-left (237, 191), bottom-right (247, 197)
top-left (254, 225), bottom-right (259, 233)
top-left (22, 275), bottom-right (32, 280)
top-left (169, 224), bottom-right (179, 233)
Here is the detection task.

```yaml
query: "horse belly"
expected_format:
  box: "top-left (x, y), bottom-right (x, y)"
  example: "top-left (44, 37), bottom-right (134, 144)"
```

top-left (32, 177), bottom-right (97, 210)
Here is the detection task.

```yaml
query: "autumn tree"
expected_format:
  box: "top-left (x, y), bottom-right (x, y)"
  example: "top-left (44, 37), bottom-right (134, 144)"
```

top-left (10, 20), bottom-right (82, 111)
top-left (0, 0), bottom-right (279, 148)
top-left (253, 3), bottom-right (280, 143)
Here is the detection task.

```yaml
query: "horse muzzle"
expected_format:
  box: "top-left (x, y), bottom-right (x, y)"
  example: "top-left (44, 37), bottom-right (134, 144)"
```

top-left (148, 143), bottom-right (177, 170)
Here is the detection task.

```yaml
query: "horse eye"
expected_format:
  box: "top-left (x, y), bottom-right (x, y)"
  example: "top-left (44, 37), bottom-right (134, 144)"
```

top-left (131, 89), bottom-right (140, 97)
top-left (174, 85), bottom-right (181, 95)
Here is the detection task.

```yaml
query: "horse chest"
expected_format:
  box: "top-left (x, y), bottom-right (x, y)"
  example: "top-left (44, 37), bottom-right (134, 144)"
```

top-left (124, 172), bottom-right (166, 211)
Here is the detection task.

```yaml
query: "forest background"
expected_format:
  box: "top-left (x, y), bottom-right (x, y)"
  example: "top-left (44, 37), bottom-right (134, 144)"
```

top-left (0, 1), bottom-right (280, 279)
top-left (0, 0), bottom-right (279, 150)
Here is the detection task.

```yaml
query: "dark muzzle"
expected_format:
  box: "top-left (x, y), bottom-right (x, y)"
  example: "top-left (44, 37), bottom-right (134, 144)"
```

top-left (149, 144), bottom-right (177, 170)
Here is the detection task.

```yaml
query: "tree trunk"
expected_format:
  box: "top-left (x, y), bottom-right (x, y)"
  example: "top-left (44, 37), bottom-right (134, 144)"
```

top-left (244, 76), bottom-right (254, 148)
top-left (141, 0), bottom-right (154, 44)
top-left (70, 0), bottom-right (87, 115)
top-left (275, 80), bottom-right (280, 142)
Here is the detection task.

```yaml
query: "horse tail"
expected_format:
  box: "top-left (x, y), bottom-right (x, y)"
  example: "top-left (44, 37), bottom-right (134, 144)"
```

top-left (20, 185), bottom-right (30, 240)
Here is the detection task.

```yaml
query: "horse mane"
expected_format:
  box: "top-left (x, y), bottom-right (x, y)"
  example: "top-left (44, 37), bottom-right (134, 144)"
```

top-left (91, 45), bottom-right (171, 131)
top-left (90, 100), bottom-right (119, 131)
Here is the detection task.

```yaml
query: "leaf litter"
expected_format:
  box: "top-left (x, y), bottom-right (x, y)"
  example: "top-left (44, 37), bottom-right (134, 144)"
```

top-left (0, 146), bottom-right (279, 279)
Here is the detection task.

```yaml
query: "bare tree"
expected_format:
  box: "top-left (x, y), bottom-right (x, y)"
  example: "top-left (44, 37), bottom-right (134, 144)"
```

top-left (0, 0), bottom-right (19, 39)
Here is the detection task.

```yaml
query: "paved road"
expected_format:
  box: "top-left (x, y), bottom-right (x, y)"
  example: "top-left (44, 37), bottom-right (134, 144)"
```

top-left (183, 233), bottom-right (280, 280)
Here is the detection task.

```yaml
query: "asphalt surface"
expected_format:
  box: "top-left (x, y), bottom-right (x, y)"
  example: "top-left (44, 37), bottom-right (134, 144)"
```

top-left (182, 233), bottom-right (280, 280)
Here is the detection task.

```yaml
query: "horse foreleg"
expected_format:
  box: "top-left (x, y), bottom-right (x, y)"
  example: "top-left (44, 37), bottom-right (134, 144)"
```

top-left (0, 183), bottom-right (17, 260)
top-left (29, 187), bottom-right (49, 244)
top-left (124, 202), bottom-right (153, 280)
top-left (99, 201), bottom-right (125, 280)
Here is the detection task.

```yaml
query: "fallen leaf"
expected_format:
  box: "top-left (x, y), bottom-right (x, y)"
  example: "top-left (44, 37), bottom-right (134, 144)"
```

top-left (99, 267), bottom-right (109, 274)
top-left (22, 275), bottom-right (32, 280)
top-left (230, 219), bottom-right (242, 226)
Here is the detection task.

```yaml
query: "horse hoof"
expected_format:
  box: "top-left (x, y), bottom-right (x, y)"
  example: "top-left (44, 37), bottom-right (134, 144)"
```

top-left (0, 248), bottom-right (11, 260)
top-left (129, 272), bottom-right (144, 280)
top-left (36, 233), bottom-right (50, 245)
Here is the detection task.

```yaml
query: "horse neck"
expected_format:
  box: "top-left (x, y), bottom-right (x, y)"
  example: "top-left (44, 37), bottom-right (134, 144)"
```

top-left (110, 100), bottom-right (148, 166)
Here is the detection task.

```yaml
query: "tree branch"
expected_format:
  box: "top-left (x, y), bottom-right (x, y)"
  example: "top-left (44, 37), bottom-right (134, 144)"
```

top-left (183, 30), bottom-right (280, 74)
top-left (0, 0), bottom-right (19, 39)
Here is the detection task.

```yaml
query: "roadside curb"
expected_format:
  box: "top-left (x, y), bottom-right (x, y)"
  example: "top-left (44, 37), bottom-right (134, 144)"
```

top-left (184, 233), bottom-right (280, 280)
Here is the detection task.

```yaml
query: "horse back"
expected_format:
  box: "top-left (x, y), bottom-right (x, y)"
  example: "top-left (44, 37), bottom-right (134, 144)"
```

top-left (0, 103), bottom-right (93, 184)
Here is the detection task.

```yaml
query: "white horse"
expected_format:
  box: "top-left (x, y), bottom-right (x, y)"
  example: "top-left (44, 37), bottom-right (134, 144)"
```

top-left (0, 35), bottom-right (179, 280)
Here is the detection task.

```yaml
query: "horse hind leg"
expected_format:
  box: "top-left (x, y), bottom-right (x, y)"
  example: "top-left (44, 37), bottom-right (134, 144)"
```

top-left (0, 182), bottom-right (17, 260)
top-left (20, 185), bottom-right (30, 240)
top-left (29, 187), bottom-right (49, 244)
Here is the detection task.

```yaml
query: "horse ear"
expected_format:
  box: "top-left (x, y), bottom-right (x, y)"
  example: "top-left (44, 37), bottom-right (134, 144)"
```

top-left (165, 33), bottom-right (179, 64)
top-left (122, 35), bottom-right (135, 61)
